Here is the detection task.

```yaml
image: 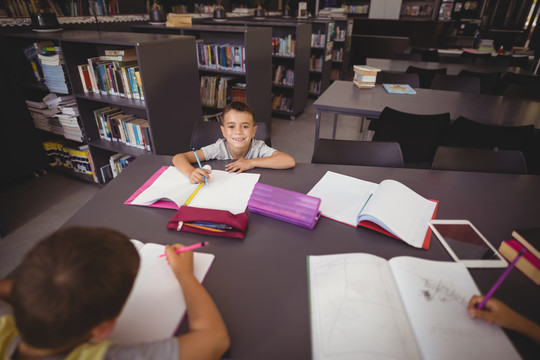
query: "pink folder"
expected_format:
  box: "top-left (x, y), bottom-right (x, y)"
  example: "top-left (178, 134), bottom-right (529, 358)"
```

top-left (124, 166), bottom-right (178, 210)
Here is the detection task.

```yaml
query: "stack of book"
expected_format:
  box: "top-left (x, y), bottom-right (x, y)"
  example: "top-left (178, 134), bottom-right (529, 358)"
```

top-left (37, 43), bottom-right (70, 94)
top-left (42, 140), bottom-right (97, 181)
top-left (498, 228), bottom-right (540, 285)
top-left (353, 65), bottom-right (381, 89)
top-left (93, 106), bottom-right (152, 151)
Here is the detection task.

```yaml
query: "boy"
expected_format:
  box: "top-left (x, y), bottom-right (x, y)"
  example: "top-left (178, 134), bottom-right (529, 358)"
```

top-left (173, 102), bottom-right (295, 183)
top-left (0, 227), bottom-right (229, 359)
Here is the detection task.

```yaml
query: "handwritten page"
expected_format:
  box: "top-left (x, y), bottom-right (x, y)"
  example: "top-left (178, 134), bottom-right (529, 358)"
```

top-left (130, 166), bottom-right (260, 214)
top-left (108, 240), bottom-right (215, 343)
top-left (309, 253), bottom-right (421, 360)
top-left (389, 257), bottom-right (521, 360)
top-left (307, 171), bottom-right (378, 227)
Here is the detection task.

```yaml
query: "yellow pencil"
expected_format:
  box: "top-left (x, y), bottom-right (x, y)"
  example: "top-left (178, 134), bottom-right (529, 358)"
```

top-left (184, 182), bottom-right (204, 206)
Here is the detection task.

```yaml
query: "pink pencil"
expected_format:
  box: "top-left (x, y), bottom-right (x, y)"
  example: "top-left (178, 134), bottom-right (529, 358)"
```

top-left (159, 241), bottom-right (209, 258)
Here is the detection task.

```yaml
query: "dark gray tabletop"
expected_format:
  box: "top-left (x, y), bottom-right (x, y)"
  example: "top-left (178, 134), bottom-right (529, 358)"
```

top-left (63, 155), bottom-right (540, 359)
top-left (367, 57), bottom-right (530, 75)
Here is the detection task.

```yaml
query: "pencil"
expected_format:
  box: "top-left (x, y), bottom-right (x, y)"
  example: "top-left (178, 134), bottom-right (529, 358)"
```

top-left (159, 241), bottom-right (209, 258)
top-left (193, 150), bottom-right (208, 185)
top-left (477, 248), bottom-right (526, 310)
top-left (184, 182), bottom-right (204, 206)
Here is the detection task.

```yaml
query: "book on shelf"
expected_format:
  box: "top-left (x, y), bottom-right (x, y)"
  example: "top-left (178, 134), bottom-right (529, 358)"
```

top-left (383, 83), bottom-right (417, 95)
top-left (77, 64), bottom-right (93, 93)
top-left (108, 239), bottom-right (215, 343)
top-left (99, 54), bottom-right (138, 62)
top-left (498, 239), bottom-right (540, 285)
top-left (104, 48), bottom-right (137, 57)
top-left (307, 171), bottom-right (438, 249)
top-left (308, 253), bottom-right (521, 360)
top-left (195, 42), bottom-right (245, 73)
top-left (512, 227), bottom-right (540, 259)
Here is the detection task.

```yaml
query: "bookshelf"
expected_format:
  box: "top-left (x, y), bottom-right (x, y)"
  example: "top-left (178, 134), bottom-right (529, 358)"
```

top-left (330, 18), bottom-right (353, 81)
top-left (400, 0), bottom-right (439, 20)
top-left (1, 0), bottom-right (145, 17)
top-left (131, 24), bottom-right (272, 130)
top-left (3, 31), bottom-right (202, 184)
top-left (305, 19), bottom-right (334, 98)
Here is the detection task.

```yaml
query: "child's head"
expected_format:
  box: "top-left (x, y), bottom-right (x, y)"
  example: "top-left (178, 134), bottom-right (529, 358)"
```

top-left (11, 227), bottom-right (139, 350)
top-left (221, 102), bottom-right (257, 152)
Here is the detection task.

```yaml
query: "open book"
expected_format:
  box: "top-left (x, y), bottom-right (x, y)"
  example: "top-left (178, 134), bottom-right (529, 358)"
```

top-left (307, 171), bottom-right (438, 249)
top-left (125, 166), bottom-right (260, 214)
top-left (108, 239), bottom-right (215, 344)
top-left (308, 253), bottom-right (521, 360)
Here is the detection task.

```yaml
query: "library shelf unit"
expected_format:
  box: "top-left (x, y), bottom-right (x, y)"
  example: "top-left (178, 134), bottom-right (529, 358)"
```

top-left (304, 19), bottom-right (334, 98)
top-left (330, 19), bottom-right (353, 82)
top-left (3, 31), bottom-right (202, 184)
top-left (131, 24), bottom-right (272, 130)
top-left (400, 0), bottom-right (439, 21)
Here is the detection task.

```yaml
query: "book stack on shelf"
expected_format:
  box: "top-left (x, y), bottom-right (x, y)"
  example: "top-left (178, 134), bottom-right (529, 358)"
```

top-left (311, 31), bottom-right (326, 48)
top-left (109, 152), bottom-right (136, 179)
top-left (195, 42), bottom-right (245, 72)
top-left (310, 55), bottom-right (324, 71)
top-left (42, 140), bottom-right (97, 182)
top-left (37, 43), bottom-right (69, 94)
top-left (272, 35), bottom-right (296, 57)
top-left (273, 65), bottom-right (294, 86)
top-left (230, 83), bottom-right (247, 103)
top-left (200, 75), bottom-right (241, 108)
top-left (498, 228), bottom-right (540, 285)
top-left (93, 106), bottom-right (152, 151)
top-left (271, 94), bottom-right (293, 113)
top-left (79, 49), bottom-right (144, 100)
top-left (22, 42), bottom-right (44, 82)
top-left (342, 4), bottom-right (369, 15)
top-left (353, 65), bottom-right (381, 89)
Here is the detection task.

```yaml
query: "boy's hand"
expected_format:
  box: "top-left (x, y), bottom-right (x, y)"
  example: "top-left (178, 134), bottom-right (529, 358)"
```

top-left (225, 159), bottom-right (254, 173)
top-left (468, 295), bottom-right (523, 331)
top-left (189, 168), bottom-right (211, 184)
top-left (165, 244), bottom-right (194, 280)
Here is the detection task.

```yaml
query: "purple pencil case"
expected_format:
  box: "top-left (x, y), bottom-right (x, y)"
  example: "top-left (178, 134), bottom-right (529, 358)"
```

top-left (247, 183), bottom-right (321, 229)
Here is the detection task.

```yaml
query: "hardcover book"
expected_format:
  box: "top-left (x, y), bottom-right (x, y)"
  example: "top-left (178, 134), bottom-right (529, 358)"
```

top-left (383, 83), bottom-right (417, 95)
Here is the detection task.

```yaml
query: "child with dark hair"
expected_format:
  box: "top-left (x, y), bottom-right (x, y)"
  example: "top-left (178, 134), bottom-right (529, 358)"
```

top-left (173, 101), bottom-right (295, 183)
top-left (0, 226), bottom-right (229, 359)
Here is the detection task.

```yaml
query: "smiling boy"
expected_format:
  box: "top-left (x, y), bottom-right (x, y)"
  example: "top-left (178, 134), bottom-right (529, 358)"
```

top-left (173, 102), bottom-right (295, 183)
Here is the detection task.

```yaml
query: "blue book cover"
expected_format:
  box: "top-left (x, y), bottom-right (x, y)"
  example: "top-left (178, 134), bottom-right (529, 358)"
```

top-left (383, 84), bottom-right (417, 95)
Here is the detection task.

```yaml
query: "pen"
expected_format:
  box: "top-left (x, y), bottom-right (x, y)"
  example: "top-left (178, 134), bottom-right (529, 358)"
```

top-left (159, 241), bottom-right (209, 258)
top-left (477, 248), bottom-right (526, 310)
top-left (193, 149), bottom-right (208, 185)
top-left (188, 221), bottom-right (234, 230)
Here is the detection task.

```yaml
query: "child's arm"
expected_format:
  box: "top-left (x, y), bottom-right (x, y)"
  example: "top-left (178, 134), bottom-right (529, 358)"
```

top-left (172, 150), bottom-right (211, 184)
top-left (165, 244), bottom-right (230, 360)
top-left (0, 279), bottom-right (13, 302)
top-left (468, 295), bottom-right (540, 344)
top-left (224, 151), bottom-right (295, 173)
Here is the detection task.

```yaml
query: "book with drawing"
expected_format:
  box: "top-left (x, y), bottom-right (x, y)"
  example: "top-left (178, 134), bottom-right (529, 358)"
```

top-left (383, 83), bottom-right (417, 94)
top-left (109, 239), bottom-right (215, 343)
top-left (308, 253), bottom-right (520, 360)
top-left (307, 171), bottom-right (438, 249)
top-left (125, 166), bottom-right (260, 214)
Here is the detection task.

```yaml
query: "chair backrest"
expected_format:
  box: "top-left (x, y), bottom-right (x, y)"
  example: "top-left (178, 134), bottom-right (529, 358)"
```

top-left (438, 55), bottom-right (473, 64)
top-left (494, 72), bottom-right (540, 95)
top-left (457, 70), bottom-right (501, 94)
top-left (190, 119), bottom-right (271, 150)
top-left (441, 116), bottom-right (535, 151)
top-left (405, 66), bottom-right (447, 88)
top-left (372, 107), bottom-right (451, 166)
top-left (311, 139), bottom-right (404, 167)
top-left (460, 51), bottom-right (492, 64)
top-left (503, 84), bottom-right (540, 100)
top-left (392, 52), bottom-right (422, 61)
top-left (431, 146), bottom-right (527, 174)
top-left (430, 73), bottom-right (481, 93)
top-left (376, 70), bottom-right (420, 88)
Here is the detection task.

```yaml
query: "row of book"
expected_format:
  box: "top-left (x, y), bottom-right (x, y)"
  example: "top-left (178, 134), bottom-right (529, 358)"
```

top-left (4, 0), bottom-right (120, 17)
top-left (196, 42), bottom-right (245, 73)
top-left (311, 32), bottom-right (326, 48)
top-left (200, 75), bottom-right (244, 108)
top-left (42, 140), bottom-right (97, 182)
top-left (271, 94), bottom-right (293, 113)
top-left (333, 26), bottom-right (347, 42)
top-left (310, 55), bottom-right (324, 72)
top-left (272, 35), bottom-right (296, 57)
top-left (93, 106), bottom-right (152, 151)
top-left (309, 80), bottom-right (322, 95)
top-left (341, 4), bottom-right (369, 15)
top-left (273, 66), bottom-right (294, 86)
top-left (78, 49), bottom-right (144, 100)
top-left (332, 48), bottom-right (344, 62)
top-left (109, 152), bottom-right (135, 179)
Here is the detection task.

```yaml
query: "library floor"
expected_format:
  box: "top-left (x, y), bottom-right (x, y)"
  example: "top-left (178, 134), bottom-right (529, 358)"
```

top-left (0, 99), bottom-right (368, 278)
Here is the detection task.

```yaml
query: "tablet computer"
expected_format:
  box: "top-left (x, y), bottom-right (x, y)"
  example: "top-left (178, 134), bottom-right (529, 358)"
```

top-left (429, 220), bottom-right (508, 268)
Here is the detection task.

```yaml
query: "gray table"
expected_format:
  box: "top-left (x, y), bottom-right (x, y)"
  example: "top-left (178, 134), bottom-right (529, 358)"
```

top-left (367, 57), bottom-right (530, 75)
top-left (312, 80), bottom-right (540, 144)
top-left (63, 155), bottom-right (540, 359)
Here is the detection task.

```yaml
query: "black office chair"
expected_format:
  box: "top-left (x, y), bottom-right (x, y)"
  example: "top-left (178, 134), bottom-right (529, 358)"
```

top-left (311, 139), bottom-right (404, 167)
top-left (457, 70), bottom-right (501, 95)
top-left (441, 116), bottom-right (535, 152)
top-left (488, 55), bottom-right (511, 66)
top-left (392, 53), bottom-right (422, 61)
top-left (376, 71), bottom-right (420, 88)
top-left (460, 51), bottom-right (491, 64)
top-left (190, 119), bottom-right (271, 150)
top-left (503, 84), bottom-right (540, 100)
top-left (438, 55), bottom-right (474, 64)
top-left (372, 107), bottom-right (451, 168)
top-left (430, 74), bottom-right (481, 93)
top-left (493, 72), bottom-right (540, 95)
top-left (411, 48), bottom-right (440, 62)
top-left (431, 146), bottom-right (527, 174)
top-left (405, 66), bottom-right (447, 89)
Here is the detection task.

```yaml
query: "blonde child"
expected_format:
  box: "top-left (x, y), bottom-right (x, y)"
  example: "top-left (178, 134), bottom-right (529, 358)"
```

top-left (173, 101), bottom-right (295, 183)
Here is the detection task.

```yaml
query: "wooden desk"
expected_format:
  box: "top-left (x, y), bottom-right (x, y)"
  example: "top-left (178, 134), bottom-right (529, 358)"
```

top-left (63, 155), bottom-right (540, 360)
top-left (367, 57), bottom-right (530, 75)
top-left (312, 81), bottom-right (540, 143)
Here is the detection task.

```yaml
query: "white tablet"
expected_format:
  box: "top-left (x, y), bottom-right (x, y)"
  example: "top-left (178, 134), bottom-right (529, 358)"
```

top-left (429, 220), bottom-right (508, 268)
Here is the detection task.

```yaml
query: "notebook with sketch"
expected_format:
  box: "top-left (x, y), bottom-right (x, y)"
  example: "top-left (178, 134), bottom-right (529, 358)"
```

top-left (108, 239), bottom-right (215, 343)
top-left (125, 166), bottom-right (260, 214)
top-left (308, 254), bottom-right (520, 360)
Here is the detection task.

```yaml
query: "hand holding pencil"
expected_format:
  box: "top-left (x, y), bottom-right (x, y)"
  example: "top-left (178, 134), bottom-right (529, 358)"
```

top-left (164, 243), bottom-right (195, 279)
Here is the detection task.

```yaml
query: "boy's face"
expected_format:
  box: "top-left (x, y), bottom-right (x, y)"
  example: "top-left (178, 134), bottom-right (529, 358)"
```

top-left (220, 110), bottom-right (258, 151)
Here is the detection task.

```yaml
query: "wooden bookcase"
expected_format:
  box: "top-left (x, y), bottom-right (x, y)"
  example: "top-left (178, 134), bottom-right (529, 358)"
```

top-left (331, 19), bottom-right (353, 81)
top-left (132, 24), bottom-right (272, 130)
top-left (3, 31), bottom-right (202, 184)
top-left (304, 19), bottom-right (334, 98)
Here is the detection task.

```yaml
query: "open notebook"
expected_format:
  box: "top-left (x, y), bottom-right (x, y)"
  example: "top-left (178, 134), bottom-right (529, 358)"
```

top-left (108, 239), bottom-right (215, 343)
top-left (308, 254), bottom-right (521, 360)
